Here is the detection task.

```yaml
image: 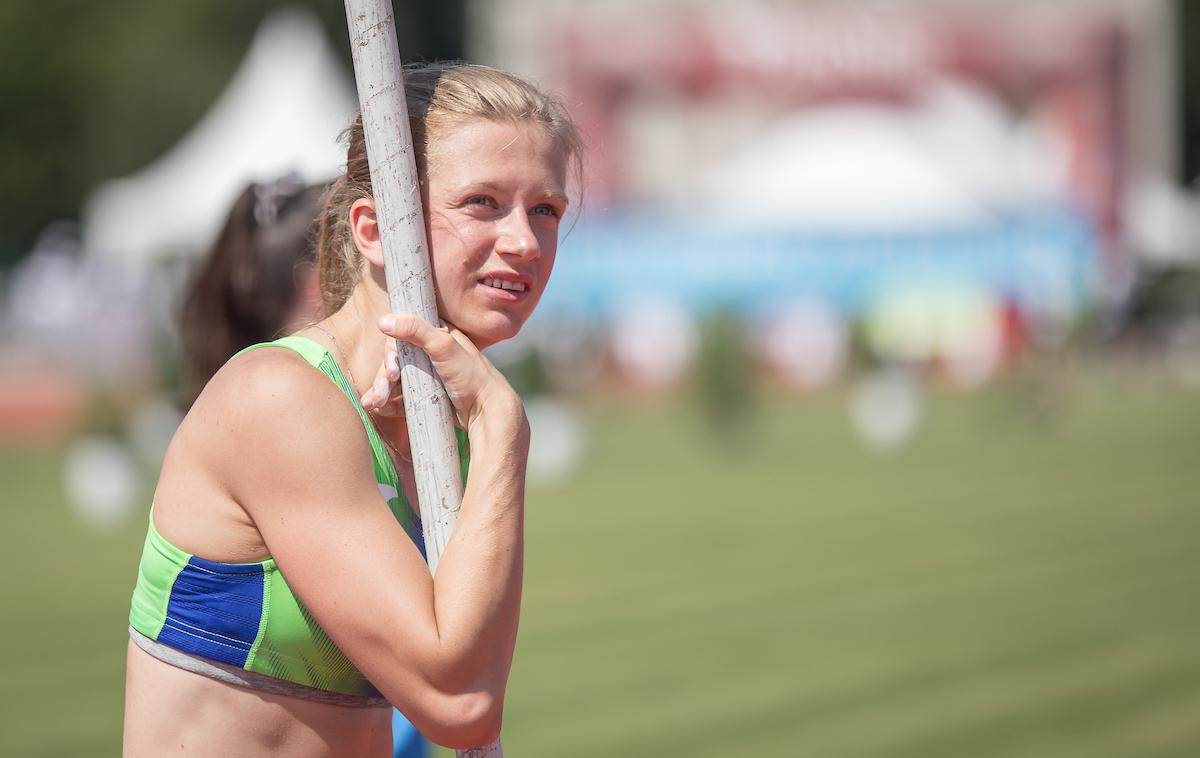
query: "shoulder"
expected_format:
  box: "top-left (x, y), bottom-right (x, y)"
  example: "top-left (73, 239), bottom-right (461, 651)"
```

top-left (189, 346), bottom-right (373, 501)
top-left (194, 346), bottom-right (341, 428)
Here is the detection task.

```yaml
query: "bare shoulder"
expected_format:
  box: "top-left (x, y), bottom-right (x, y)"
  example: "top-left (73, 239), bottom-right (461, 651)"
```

top-left (201, 346), bottom-right (337, 418)
top-left (188, 346), bottom-right (375, 510)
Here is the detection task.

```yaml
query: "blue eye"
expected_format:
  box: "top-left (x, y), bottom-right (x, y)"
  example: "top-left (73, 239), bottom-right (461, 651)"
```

top-left (532, 204), bottom-right (560, 218)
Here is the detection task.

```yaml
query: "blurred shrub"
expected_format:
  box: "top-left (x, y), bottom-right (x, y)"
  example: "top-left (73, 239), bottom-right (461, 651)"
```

top-left (693, 310), bottom-right (758, 446)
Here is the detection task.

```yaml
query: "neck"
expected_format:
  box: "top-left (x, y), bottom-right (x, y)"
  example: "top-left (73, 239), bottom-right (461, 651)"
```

top-left (306, 284), bottom-right (414, 467)
top-left (317, 285), bottom-right (390, 398)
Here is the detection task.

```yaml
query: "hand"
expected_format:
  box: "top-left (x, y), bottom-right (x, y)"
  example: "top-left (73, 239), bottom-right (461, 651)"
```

top-left (361, 313), bottom-right (521, 431)
top-left (359, 341), bottom-right (405, 418)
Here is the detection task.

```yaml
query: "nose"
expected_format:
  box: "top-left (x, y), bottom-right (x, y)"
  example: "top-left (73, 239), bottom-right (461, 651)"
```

top-left (495, 208), bottom-right (540, 261)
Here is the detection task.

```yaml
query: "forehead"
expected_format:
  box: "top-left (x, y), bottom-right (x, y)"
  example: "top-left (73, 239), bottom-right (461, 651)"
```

top-left (427, 119), bottom-right (568, 191)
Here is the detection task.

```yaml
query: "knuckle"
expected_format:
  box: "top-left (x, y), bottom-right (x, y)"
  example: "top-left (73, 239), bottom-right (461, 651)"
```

top-left (399, 313), bottom-right (421, 335)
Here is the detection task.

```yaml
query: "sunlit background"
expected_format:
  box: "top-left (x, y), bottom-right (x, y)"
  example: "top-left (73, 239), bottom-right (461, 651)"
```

top-left (2, 1), bottom-right (1199, 756)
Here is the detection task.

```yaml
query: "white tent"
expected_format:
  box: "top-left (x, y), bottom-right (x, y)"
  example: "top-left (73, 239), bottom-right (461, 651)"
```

top-left (82, 8), bottom-right (357, 267)
top-left (697, 79), bottom-right (1069, 230)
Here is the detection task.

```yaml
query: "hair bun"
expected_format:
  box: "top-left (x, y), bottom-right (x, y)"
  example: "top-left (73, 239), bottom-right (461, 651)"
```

top-left (253, 172), bottom-right (306, 226)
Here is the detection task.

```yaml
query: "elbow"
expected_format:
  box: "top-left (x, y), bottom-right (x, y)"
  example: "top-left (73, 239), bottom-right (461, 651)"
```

top-left (420, 689), bottom-right (503, 749)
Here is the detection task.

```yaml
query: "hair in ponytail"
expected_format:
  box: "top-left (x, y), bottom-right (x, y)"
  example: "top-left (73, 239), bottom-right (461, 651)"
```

top-left (179, 177), bottom-right (326, 409)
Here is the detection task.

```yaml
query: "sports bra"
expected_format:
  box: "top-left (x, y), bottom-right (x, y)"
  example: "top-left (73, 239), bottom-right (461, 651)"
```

top-left (128, 335), bottom-right (467, 705)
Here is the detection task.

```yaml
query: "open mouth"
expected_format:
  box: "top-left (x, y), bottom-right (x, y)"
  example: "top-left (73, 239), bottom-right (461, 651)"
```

top-left (481, 277), bottom-right (528, 293)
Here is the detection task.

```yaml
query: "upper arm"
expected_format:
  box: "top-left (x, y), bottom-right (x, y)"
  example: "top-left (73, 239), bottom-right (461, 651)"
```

top-left (209, 351), bottom-right (446, 713)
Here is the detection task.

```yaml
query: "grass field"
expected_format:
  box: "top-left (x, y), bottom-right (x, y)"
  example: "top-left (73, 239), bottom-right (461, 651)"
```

top-left (2, 370), bottom-right (1198, 757)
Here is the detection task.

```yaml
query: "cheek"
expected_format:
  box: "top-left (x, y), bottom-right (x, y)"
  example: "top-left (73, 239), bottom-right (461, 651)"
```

top-left (537, 232), bottom-right (559, 278)
top-left (429, 223), bottom-right (485, 289)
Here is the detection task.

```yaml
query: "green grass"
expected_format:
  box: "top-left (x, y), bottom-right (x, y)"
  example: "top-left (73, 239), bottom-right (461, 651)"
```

top-left (2, 372), bottom-right (1198, 757)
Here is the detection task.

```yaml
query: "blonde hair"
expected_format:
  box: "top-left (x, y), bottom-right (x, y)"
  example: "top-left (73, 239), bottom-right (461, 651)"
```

top-left (317, 62), bottom-right (583, 314)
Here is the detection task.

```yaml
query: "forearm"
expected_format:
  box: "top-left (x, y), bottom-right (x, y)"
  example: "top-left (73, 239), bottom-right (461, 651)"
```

top-left (426, 403), bottom-right (529, 691)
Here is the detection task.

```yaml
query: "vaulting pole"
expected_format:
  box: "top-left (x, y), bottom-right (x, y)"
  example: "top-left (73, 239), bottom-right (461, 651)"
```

top-left (343, 2), bottom-right (503, 756)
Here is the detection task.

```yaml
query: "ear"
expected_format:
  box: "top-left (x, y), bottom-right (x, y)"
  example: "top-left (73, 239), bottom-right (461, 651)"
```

top-left (350, 197), bottom-right (385, 269)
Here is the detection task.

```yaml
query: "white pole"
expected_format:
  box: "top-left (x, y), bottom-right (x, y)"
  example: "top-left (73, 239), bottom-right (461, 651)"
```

top-left (343, 2), bottom-right (503, 756)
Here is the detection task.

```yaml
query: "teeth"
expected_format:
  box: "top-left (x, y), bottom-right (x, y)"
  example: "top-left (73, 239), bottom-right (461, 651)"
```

top-left (484, 277), bottom-right (526, 292)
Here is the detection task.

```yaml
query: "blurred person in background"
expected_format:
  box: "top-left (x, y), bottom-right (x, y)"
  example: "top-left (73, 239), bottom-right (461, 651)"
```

top-left (178, 176), bottom-right (326, 411)
top-left (175, 175), bottom-right (429, 757)
top-left (123, 62), bottom-right (581, 756)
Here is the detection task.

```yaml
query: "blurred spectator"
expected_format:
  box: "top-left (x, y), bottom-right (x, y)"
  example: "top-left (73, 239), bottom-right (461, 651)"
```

top-left (177, 176), bottom-right (325, 410)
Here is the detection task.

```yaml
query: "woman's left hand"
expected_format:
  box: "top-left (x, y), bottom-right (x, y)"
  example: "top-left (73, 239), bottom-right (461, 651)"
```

top-left (359, 314), bottom-right (522, 433)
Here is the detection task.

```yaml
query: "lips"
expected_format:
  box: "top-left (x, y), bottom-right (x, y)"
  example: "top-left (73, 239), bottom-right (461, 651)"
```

top-left (478, 270), bottom-right (534, 302)
top-left (481, 277), bottom-right (528, 292)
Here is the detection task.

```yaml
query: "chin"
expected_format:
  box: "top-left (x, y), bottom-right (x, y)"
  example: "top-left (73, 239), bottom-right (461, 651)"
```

top-left (464, 318), bottom-right (525, 350)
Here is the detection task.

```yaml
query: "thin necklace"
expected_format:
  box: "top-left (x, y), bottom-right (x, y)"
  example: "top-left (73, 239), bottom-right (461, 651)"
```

top-left (310, 322), bottom-right (412, 466)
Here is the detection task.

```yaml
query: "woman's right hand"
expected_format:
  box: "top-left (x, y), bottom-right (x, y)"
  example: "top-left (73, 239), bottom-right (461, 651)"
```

top-left (361, 313), bottom-right (523, 434)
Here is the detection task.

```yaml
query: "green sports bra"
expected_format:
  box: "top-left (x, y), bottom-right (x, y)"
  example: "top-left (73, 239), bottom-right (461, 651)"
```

top-left (128, 335), bottom-right (466, 702)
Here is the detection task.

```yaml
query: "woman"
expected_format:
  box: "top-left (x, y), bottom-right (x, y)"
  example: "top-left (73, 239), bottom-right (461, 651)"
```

top-left (176, 175), bottom-right (431, 757)
top-left (177, 175), bottom-right (326, 411)
top-left (125, 62), bottom-right (581, 756)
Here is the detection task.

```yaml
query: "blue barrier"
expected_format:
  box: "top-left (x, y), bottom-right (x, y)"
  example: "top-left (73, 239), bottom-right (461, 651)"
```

top-left (540, 207), bottom-right (1096, 317)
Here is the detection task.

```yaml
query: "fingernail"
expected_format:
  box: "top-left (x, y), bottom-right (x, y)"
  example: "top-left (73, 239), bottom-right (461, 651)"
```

top-left (360, 390), bottom-right (374, 408)
top-left (375, 378), bottom-right (389, 398)
top-left (379, 315), bottom-right (396, 331)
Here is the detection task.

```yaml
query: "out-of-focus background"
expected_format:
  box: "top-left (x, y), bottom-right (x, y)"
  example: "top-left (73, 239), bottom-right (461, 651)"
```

top-left (3, 0), bottom-right (1199, 756)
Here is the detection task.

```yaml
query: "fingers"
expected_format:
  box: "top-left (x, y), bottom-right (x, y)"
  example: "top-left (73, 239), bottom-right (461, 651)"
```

top-left (379, 314), bottom-right (448, 354)
top-left (363, 314), bottom-right (453, 411)
top-left (372, 397), bottom-right (405, 417)
top-left (370, 313), bottom-right (504, 427)
top-left (362, 314), bottom-right (436, 411)
top-left (380, 314), bottom-right (486, 359)
top-left (385, 348), bottom-right (401, 383)
top-left (360, 347), bottom-right (402, 411)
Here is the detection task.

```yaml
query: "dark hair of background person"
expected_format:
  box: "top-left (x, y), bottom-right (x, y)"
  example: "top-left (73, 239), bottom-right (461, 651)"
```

top-left (178, 178), bottom-right (327, 411)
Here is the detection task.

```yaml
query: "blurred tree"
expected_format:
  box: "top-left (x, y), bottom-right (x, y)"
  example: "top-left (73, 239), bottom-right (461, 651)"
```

top-left (0, 0), bottom-right (464, 269)
top-left (1182, 0), bottom-right (1200, 187)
